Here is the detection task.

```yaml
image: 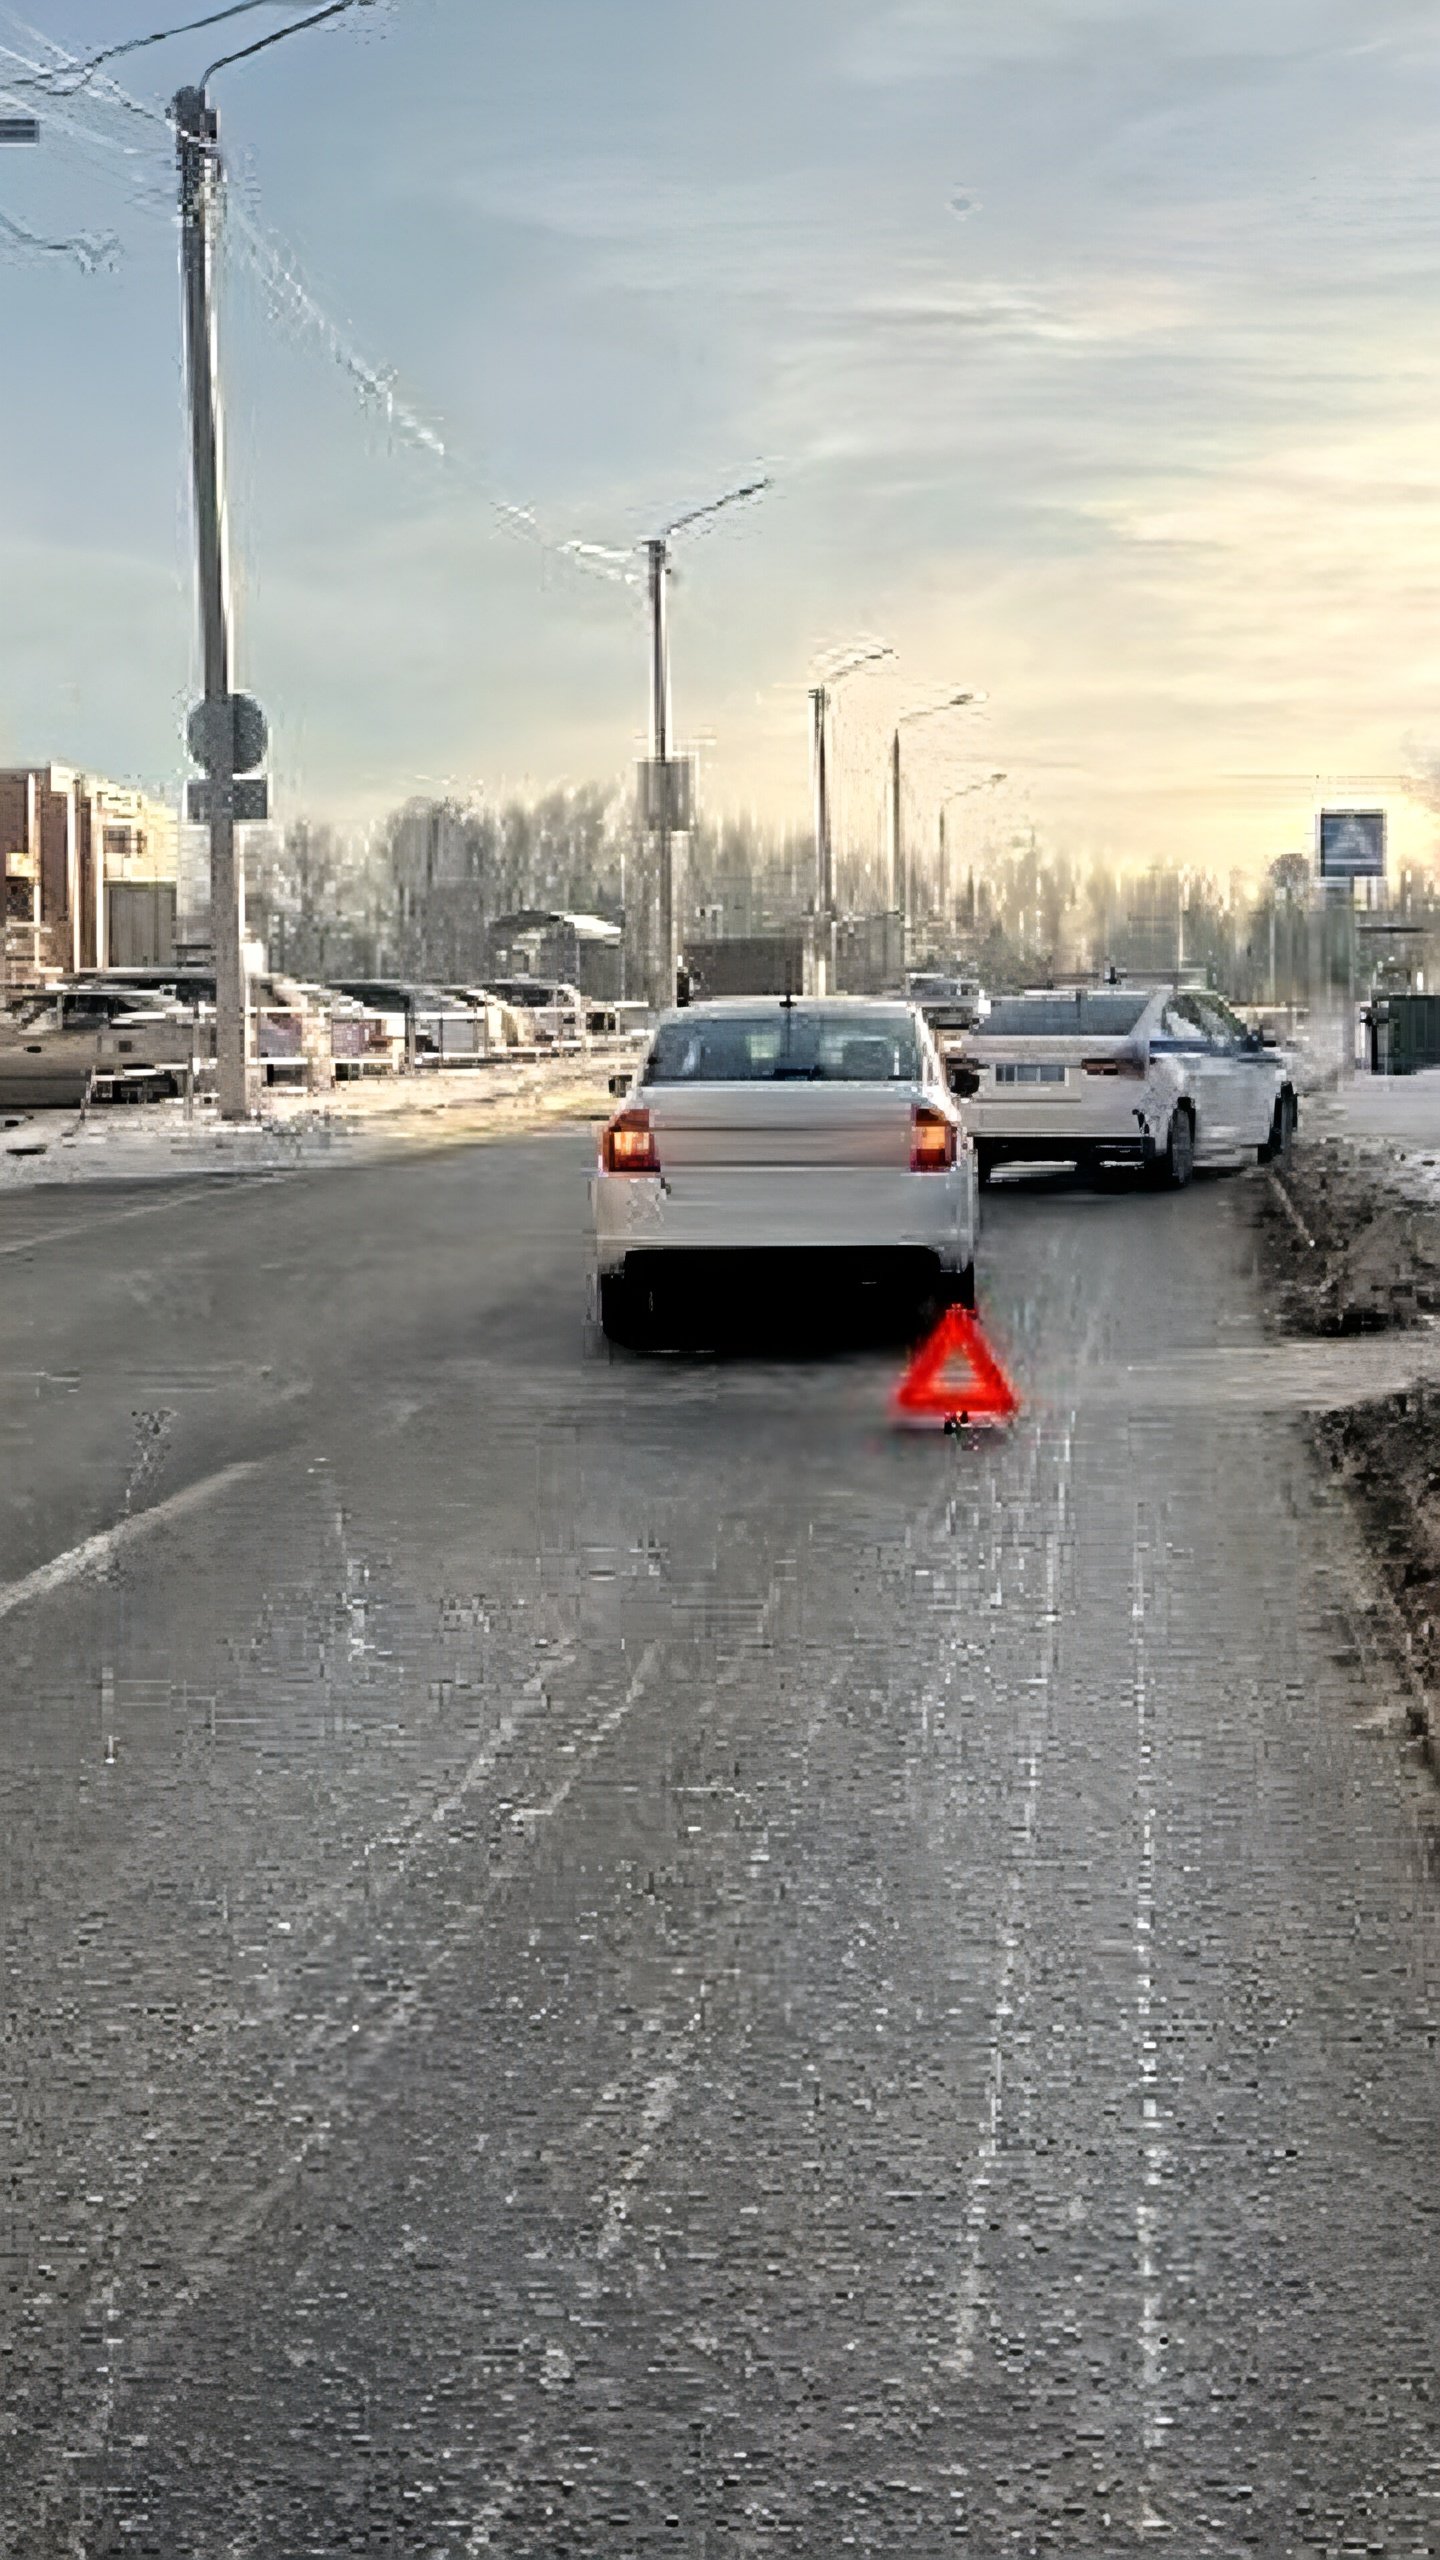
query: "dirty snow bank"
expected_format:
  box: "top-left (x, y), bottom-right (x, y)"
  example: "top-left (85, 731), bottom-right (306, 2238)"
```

top-left (1256, 1085), bottom-right (1440, 1761)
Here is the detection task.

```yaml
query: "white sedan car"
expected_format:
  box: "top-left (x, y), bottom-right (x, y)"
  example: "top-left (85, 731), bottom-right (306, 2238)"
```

top-left (954, 984), bottom-right (1298, 1186)
top-left (592, 996), bottom-right (979, 1346)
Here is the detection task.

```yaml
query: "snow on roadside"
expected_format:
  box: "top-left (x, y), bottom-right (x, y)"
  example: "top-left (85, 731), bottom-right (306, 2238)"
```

top-left (1304, 1068), bottom-right (1440, 1207)
top-left (1255, 1066), bottom-right (1440, 1762)
top-left (0, 1054), bottom-right (625, 1193)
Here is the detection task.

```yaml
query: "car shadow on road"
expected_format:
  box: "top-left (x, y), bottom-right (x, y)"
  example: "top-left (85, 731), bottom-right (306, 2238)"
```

top-left (596, 1282), bottom-right (944, 1368)
top-left (984, 1161), bottom-right (1243, 1202)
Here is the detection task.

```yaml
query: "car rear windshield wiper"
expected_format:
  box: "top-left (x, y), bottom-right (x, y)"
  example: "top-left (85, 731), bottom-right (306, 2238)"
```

top-left (771, 1063), bottom-right (825, 1079)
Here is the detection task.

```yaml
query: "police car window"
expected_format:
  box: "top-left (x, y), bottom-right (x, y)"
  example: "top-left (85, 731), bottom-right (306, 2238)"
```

top-left (1161, 996), bottom-right (1213, 1045)
top-left (1196, 993), bottom-right (1245, 1047)
top-left (984, 994), bottom-right (1148, 1037)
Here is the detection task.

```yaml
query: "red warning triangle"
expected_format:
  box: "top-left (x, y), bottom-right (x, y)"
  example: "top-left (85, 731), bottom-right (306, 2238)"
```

top-left (892, 1307), bottom-right (1020, 1427)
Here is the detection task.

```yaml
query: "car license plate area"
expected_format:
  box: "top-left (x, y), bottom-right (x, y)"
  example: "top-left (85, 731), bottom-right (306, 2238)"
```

top-left (992, 1062), bottom-right (1069, 1091)
top-left (650, 1122), bottom-right (909, 1170)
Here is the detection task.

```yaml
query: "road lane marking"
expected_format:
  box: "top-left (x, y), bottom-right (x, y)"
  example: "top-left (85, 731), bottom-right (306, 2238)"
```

top-left (940, 1298), bottom-right (1108, 2389)
top-left (1132, 1514), bottom-right (1173, 2533)
top-left (510, 1638), bottom-right (664, 1830)
top-left (0, 1459), bottom-right (260, 1622)
top-left (595, 2061), bottom-right (684, 2262)
top-left (0, 1173), bottom-right (292, 1259)
top-left (944, 1413), bottom-right (1077, 2383)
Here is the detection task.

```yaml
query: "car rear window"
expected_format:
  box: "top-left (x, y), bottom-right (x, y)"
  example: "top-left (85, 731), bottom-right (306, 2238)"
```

top-left (984, 994), bottom-right (1149, 1038)
top-left (645, 1008), bottom-right (923, 1084)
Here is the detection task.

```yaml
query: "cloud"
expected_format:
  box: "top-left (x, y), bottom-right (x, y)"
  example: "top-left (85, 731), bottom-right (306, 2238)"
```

top-left (841, 0), bottom-right (1440, 84)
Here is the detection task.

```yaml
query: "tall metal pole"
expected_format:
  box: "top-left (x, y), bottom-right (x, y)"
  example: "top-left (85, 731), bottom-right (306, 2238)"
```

top-left (892, 694), bottom-right (983, 963)
top-left (890, 728), bottom-right (904, 944)
top-left (937, 806), bottom-right (948, 933)
top-left (810, 685), bottom-right (831, 994)
top-left (175, 84), bottom-right (249, 1119)
top-left (647, 535), bottom-right (673, 1011)
top-left (1344, 884), bottom-right (1357, 1080)
top-left (0, 116), bottom-right (38, 1010)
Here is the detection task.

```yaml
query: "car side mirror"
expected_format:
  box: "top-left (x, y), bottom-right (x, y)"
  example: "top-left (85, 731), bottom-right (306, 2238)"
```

top-left (947, 1060), bottom-right (980, 1097)
top-left (608, 1070), bottom-right (632, 1097)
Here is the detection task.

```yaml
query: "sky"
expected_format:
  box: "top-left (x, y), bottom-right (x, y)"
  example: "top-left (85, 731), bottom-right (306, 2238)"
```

top-left (3, 0), bottom-right (1440, 881)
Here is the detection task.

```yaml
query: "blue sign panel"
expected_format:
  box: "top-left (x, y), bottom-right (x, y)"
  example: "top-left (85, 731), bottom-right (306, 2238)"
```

top-left (1319, 809), bottom-right (1386, 879)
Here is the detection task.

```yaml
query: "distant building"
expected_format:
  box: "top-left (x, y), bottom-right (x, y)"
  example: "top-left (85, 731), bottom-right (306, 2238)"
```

top-left (486, 909), bottom-right (624, 1000)
top-left (0, 765), bottom-right (178, 978)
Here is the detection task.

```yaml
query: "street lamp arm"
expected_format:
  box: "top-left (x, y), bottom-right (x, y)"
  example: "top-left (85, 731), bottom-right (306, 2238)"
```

top-left (897, 689), bottom-right (985, 731)
top-left (942, 772), bottom-right (1007, 811)
top-left (203, 0), bottom-right (372, 85)
top-left (660, 476), bottom-right (771, 541)
top-left (821, 641), bottom-right (895, 689)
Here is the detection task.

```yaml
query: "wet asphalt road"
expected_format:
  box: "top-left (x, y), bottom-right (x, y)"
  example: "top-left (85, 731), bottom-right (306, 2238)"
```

top-left (2, 1133), bottom-right (1438, 2557)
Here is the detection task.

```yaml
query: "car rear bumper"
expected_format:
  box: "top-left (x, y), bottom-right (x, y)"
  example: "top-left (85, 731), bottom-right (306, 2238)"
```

top-left (593, 1165), bottom-right (976, 1275)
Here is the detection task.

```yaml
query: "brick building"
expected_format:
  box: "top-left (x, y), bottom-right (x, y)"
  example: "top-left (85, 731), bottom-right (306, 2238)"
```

top-left (0, 766), bottom-right (179, 978)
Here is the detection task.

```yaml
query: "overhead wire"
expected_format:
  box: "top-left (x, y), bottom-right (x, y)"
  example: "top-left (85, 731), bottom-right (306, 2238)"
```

top-left (3, 2), bottom-right (330, 96)
top-left (0, 24), bottom-right (168, 264)
top-left (0, 11), bottom-right (643, 593)
top-left (221, 194), bottom-right (642, 589)
top-left (2, 8), bottom-right (175, 125)
top-left (0, 207), bottom-right (118, 266)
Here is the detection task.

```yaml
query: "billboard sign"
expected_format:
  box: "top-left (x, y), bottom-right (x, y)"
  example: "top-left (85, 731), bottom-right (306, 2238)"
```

top-left (1318, 809), bottom-right (1385, 880)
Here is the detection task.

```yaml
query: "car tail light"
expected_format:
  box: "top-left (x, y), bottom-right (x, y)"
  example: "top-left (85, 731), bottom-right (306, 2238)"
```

top-left (1082, 1051), bottom-right (1145, 1079)
top-left (910, 1103), bottom-right (958, 1172)
top-left (601, 1105), bottom-right (660, 1174)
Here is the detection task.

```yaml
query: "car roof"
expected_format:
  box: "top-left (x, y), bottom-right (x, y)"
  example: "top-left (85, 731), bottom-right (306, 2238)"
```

top-left (989, 985), bottom-right (1167, 1012)
top-left (656, 994), bottom-right (919, 1025)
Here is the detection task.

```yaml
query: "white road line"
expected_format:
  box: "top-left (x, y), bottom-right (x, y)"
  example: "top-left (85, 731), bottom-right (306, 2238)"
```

top-left (0, 1458), bottom-right (260, 1623)
top-left (1132, 1517), bottom-right (1173, 2534)
top-left (944, 1413), bottom-right (1076, 2383)
top-left (509, 1637), bottom-right (663, 1830)
top-left (0, 1173), bottom-right (291, 1260)
top-left (594, 2060), bottom-right (685, 2262)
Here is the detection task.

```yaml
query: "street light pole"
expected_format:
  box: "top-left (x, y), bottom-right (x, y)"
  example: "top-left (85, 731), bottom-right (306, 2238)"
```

top-left (174, 82), bottom-right (249, 1120)
top-left (0, 111), bottom-right (39, 1009)
top-left (810, 645), bottom-right (893, 991)
top-left (646, 535), bottom-right (672, 1011)
top-left (642, 477), bottom-right (767, 1011)
top-left (889, 728), bottom-right (903, 933)
top-left (937, 773), bottom-right (1007, 934)
top-left (810, 686), bottom-right (831, 986)
top-left (890, 693), bottom-right (984, 957)
top-left (169, 6), bottom-right (368, 1116)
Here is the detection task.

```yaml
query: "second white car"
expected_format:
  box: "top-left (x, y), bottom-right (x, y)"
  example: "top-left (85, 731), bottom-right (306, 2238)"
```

top-left (954, 984), bottom-right (1297, 1185)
